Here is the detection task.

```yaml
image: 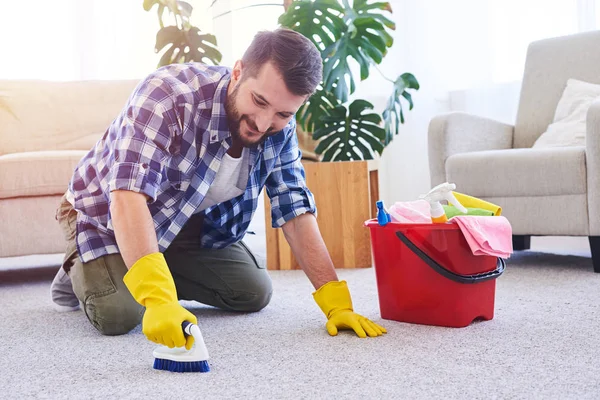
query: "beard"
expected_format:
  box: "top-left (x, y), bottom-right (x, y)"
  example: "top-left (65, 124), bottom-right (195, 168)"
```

top-left (225, 83), bottom-right (274, 148)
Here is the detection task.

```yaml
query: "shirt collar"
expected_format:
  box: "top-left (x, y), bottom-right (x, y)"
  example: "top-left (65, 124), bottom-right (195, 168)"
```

top-left (208, 75), bottom-right (232, 144)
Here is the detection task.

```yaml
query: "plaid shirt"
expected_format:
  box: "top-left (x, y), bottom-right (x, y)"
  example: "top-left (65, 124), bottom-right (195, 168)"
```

top-left (69, 63), bottom-right (316, 263)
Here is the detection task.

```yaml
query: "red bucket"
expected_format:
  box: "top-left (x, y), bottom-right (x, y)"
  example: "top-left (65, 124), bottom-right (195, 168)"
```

top-left (365, 219), bottom-right (505, 328)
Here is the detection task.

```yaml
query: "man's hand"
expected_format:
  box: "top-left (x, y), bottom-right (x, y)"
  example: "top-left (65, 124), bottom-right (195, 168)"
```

top-left (123, 252), bottom-right (197, 349)
top-left (141, 303), bottom-right (197, 349)
top-left (282, 213), bottom-right (387, 337)
top-left (110, 190), bottom-right (196, 348)
top-left (313, 280), bottom-right (386, 338)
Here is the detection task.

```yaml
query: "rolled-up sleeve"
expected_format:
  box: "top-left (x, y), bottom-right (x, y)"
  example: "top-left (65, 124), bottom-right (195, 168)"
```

top-left (265, 122), bottom-right (317, 227)
top-left (107, 78), bottom-right (177, 202)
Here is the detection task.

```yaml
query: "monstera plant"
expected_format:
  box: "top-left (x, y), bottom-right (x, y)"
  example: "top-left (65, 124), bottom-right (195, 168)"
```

top-left (144, 0), bottom-right (222, 67)
top-left (143, 0), bottom-right (418, 161)
top-left (279, 0), bottom-right (419, 161)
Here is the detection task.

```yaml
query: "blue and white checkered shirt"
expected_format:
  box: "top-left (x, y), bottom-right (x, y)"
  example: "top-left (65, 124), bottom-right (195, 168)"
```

top-left (68, 63), bottom-right (316, 263)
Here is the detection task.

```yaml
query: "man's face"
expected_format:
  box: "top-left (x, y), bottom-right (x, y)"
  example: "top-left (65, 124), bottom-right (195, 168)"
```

top-left (225, 61), bottom-right (307, 147)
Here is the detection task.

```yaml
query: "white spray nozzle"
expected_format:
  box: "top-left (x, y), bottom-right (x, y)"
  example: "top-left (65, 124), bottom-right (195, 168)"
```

top-left (419, 182), bottom-right (467, 213)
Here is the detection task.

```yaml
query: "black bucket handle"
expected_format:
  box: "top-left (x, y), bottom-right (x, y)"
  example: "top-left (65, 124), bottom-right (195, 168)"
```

top-left (395, 231), bottom-right (505, 284)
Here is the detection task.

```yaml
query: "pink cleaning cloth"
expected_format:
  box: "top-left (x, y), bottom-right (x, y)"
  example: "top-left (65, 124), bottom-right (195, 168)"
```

top-left (450, 216), bottom-right (513, 258)
top-left (389, 200), bottom-right (432, 223)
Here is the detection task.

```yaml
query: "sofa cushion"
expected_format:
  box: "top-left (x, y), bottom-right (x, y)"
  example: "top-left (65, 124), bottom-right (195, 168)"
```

top-left (533, 78), bottom-right (600, 148)
top-left (0, 150), bottom-right (87, 199)
top-left (446, 146), bottom-right (586, 198)
top-left (0, 79), bottom-right (139, 156)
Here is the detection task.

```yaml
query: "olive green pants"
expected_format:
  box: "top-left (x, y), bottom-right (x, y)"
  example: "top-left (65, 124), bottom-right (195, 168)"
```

top-left (57, 194), bottom-right (272, 336)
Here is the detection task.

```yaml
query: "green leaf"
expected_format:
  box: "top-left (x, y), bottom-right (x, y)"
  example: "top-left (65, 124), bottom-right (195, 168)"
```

top-left (297, 85), bottom-right (341, 133)
top-left (382, 72), bottom-right (420, 144)
top-left (145, 0), bottom-right (182, 15)
top-left (322, 141), bottom-right (344, 161)
top-left (352, 137), bottom-right (375, 160)
top-left (155, 26), bottom-right (181, 52)
top-left (280, 0), bottom-right (395, 103)
top-left (314, 131), bottom-right (341, 154)
top-left (158, 45), bottom-right (178, 67)
top-left (186, 30), bottom-right (221, 63)
top-left (355, 1), bottom-right (394, 17)
top-left (157, 4), bottom-right (166, 27)
top-left (312, 99), bottom-right (384, 161)
top-left (359, 11), bottom-right (395, 30)
top-left (279, 0), bottom-right (344, 52)
top-left (155, 26), bottom-right (222, 67)
top-left (144, 0), bottom-right (160, 12)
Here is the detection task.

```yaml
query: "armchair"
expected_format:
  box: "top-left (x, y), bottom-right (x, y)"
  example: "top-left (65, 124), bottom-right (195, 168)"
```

top-left (428, 31), bottom-right (600, 272)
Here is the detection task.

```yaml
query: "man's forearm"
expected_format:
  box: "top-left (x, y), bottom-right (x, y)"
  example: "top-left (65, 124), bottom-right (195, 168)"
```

top-left (110, 190), bottom-right (159, 268)
top-left (282, 213), bottom-right (338, 289)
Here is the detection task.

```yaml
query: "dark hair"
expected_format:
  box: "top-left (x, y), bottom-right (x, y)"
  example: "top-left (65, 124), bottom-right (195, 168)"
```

top-left (241, 28), bottom-right (323, 97)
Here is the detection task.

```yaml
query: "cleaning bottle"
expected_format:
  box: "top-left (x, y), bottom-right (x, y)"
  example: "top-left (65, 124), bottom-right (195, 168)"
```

top-left (376, 200), bottom-right (392, 226)
top-left (419, 182), bottom-right (467, 223)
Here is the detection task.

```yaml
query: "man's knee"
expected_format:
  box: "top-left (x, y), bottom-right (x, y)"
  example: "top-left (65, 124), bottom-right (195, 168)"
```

top-left (244, 287), bottom-right (273, 312)
top-left (228, 277), bottom-right (273, 312)
top-left (83, 292), bottom-right (143, 335)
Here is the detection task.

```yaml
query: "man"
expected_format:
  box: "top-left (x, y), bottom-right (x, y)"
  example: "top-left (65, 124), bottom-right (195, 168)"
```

top-left (51, 28), bottom-right (386, 350)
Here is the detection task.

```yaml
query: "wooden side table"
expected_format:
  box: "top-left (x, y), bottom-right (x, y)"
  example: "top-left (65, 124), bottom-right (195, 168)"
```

top-left (264, 160), bottom-right (379, 270)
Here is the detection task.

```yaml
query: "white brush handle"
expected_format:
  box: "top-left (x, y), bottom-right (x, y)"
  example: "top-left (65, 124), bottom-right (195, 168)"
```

top-left (182, 321), bottom-right (210, 359)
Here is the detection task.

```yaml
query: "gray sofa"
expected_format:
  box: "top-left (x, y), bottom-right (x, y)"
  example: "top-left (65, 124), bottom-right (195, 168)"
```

top-left (428, 30), bottom-right (600, 272)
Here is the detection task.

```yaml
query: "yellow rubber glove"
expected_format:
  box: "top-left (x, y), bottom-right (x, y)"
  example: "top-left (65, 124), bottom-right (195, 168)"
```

top-left (123, 252), bottom-right (197, 349)
top-left (313, 280), bottom-right (387, 338)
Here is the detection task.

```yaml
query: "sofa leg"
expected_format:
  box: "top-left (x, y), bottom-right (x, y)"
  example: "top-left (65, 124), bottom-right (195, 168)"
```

top-left (590, 236), bottom-right (600, 273)
top-left (512, 235), bottom-right (531, 251)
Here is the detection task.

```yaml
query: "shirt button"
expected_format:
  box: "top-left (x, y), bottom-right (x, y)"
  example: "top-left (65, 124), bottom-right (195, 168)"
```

top-left (175, 183), bottom-right (181, 189)
top-left (141, 163), bottom-right (148, 169)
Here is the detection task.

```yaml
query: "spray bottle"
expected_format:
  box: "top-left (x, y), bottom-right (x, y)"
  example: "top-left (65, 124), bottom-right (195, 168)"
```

top-left (419, 182), bottom-right (467, 223)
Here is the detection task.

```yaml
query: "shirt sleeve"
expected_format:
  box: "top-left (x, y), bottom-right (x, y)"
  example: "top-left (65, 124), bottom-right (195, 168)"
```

top-left (265, 120), bottom-right (318, 227)
top-left (106, 76), bottom-right (179, 202)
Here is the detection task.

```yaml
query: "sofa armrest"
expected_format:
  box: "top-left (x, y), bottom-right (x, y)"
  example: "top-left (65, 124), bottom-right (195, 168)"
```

top-left (587, 100), bottom-right (600, 235)
top-left (428, 112), bottom-right (514, 186)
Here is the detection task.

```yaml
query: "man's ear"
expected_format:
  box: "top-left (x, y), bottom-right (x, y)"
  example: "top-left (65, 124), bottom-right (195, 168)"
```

top-left (232, 60), bottom-right (244, 83)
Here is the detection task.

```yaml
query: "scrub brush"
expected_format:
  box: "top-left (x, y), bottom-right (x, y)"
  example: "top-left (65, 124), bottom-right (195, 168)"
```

top-left (153, 321), bottom-right (210, 373)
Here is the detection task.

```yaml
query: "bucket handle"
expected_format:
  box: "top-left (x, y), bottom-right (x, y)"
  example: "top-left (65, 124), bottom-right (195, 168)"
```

top-left (395, 231), bottom-right (505, 284)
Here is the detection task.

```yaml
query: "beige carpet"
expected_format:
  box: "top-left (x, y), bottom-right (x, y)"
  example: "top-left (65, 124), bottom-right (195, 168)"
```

top-left (1, 238), bottom-right (599, 399)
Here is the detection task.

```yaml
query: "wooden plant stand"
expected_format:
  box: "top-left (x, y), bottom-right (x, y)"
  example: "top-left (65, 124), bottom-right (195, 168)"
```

top-left (264, 160), bottom-right (379, 270)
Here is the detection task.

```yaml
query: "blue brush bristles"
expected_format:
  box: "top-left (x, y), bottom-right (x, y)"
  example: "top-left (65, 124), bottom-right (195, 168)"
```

top-left (153, 357), bottom-right (210, 373)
